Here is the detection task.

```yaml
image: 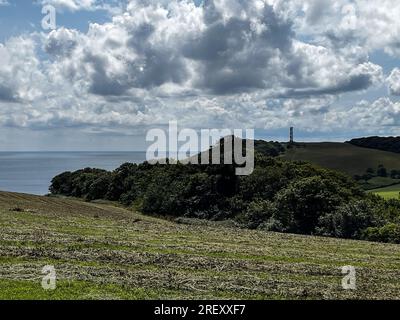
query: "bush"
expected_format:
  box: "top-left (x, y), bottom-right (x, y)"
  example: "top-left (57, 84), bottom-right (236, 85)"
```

top-left (244, 200), bottom-right (276, 229)
top-left (49, 171), bottom-right (73, 195)
top-left (363, 223), bottom-right (400, 244)
top-left (273, 176), bottom-right (347, 234)
top-left (86, 174), bottom-right (112, 201)
top-left (316, 200), bottom-right (378, 239)
top-left (377, 165), bottom-right (388, 177)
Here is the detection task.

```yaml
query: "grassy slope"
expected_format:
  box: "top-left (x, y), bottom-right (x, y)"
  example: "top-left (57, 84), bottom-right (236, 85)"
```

top-left (282, 142), bottom-right (400, 177)
top-left (0, 191), bottom-right (400, 300)
top-left (369, 184), bottom-right (400, 200)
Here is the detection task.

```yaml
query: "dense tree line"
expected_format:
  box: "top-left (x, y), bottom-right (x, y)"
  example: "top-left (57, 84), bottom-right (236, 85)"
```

top-left (348, 136), bottom-right (400, 154)
top-left (354, 165), bottom-right (389, 181)
top-left (254, 140), bottom-right (285, 157)
top-left (50, 149), bottom-right (400, 244)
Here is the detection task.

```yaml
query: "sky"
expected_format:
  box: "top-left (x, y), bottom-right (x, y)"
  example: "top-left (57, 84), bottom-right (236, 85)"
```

top-left (1, 0), bottom-right (400, 150)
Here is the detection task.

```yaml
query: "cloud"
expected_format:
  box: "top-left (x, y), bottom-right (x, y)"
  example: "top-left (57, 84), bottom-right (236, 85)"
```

top-left (182, 3), bottom-right (294, 94)
top-left (280, 42), bottom-right (382, 97)
top-left (40, 0), bottom-right (124, 13)
top-left (387, 68), bottom-right (400, 96)
top-left (0, 37), bottom-right (45, 103)
top-left (0, 84), bottom-right (17, 102)
top-left (41, 0), bottom-right (381, 99)
top-left (44, 28), bottom-right (80, 57)
top-left (41, 0), bottom-right (97, 11)
top-left (276, 0), bottom-right (400, 58)
top-left (0, 0), bottom-right (391, 138)
top-left (324, 97), bottom-right (400, 135)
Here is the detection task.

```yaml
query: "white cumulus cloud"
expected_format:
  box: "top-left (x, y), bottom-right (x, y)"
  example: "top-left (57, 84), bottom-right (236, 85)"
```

top-left (0, 0), bottom-right (394, 139)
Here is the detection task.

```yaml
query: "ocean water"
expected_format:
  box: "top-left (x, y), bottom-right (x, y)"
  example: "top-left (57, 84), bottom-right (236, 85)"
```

top-left (0, 152), bottom-right (147, 195)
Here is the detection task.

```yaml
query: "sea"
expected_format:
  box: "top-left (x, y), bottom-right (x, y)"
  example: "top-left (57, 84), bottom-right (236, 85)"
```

top-left (0, 152), bottom-right (147, 195)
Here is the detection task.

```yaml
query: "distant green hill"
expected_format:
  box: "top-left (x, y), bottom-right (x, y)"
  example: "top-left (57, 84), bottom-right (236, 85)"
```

top-left (348, 136), bottom-right (400, 154)
top-left (368, 184), bottom-right (400, 200)
top-left (282, 142), bottom-right (400, 185)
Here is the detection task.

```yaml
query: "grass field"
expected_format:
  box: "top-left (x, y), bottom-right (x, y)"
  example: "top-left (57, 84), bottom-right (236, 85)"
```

top-left (369, 184), bottom-right (400, 200)
top-left (282, 142), bottom-right (400, 178)
top-left (0, 191), bottom-right (400, 300)
top-left (358, 176), bottom-right (400, 190)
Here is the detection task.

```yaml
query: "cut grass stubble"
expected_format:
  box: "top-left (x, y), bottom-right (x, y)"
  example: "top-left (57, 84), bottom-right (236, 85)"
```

top-left (0, 191), bottom-right (399, 300)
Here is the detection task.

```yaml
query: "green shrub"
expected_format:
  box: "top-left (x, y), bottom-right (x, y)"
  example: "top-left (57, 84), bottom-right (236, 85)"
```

top-left (273, 176), bottom-right (346, 234)
top-left (244, 200), bottom-right (277, 229)
top-left (363, 223), bottom-right (400, 244)
top-left (316, 200), bottom-right (378, 239)
top-left (86, 174), bottom-right (112, 201)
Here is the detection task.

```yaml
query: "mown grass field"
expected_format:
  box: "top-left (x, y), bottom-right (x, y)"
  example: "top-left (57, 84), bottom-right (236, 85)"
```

top-left (369, 184), bottom-right (400, 200)
top-left (0, 191), bottom-right (400, 300)
top-left (282, 142), bottom-right (400, 178)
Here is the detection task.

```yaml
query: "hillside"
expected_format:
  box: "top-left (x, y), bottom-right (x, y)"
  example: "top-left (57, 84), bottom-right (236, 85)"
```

top-left (0, 191), bottom-right (399, 300)
top-left (282, 142), bottom-right (400, 177)
top-left (348, 136), bottom-right (400, 154)
top-left (368, 184), bottom-right (400, 200)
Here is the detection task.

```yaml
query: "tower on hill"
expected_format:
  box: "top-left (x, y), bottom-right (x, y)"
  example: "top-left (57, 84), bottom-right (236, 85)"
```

top-left (290, 127), bottom-right (294, 143)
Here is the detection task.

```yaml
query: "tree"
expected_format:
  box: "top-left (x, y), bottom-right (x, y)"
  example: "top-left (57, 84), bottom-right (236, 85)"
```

top-left (391, 170), bottom-right (400, 179)
top-left (49, 171), bottom-right (73, 195)
top-left (49, 151), bottom-right (400, 244)
top-left (244, 200), bottom-right (276, 229)
top-left (273, 176), bottom-right (346, 234)
top-left (366, 168), bottom-right (375, 175)
top-left (363, 223), bottom-right (400, 244)
top-left (377, 165), bottom-right (388, 177)
top-left (86, 174), bottom-right (112, 201)
top-left (317, 200), bottom-right (378, 239)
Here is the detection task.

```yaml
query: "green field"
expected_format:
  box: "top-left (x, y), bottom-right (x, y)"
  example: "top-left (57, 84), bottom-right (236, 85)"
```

top-left (358, 176), bottom-right (400, 190)
top-left (282, 142), bottom-right (400, 178)
top-left (0, 191), bottom-right (400, 300)
top-left (369, 184), bottom-right (400, 200)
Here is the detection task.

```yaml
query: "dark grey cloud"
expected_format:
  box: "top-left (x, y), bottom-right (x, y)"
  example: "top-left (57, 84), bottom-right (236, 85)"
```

top-left (81, 20), bottom-right (189, 95)
top-left (281, 73), bottom-right (377, 98)
top-left (305, 0), bottom-right (332, 25)
top-left (0, 84), bottom-right (17, 102)
top-left (84, 52), bottom-right (131, 96)
top-left (45, 34), bottom-right (78, 57)
top-left (183, 4), bottom-right (294, 94)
